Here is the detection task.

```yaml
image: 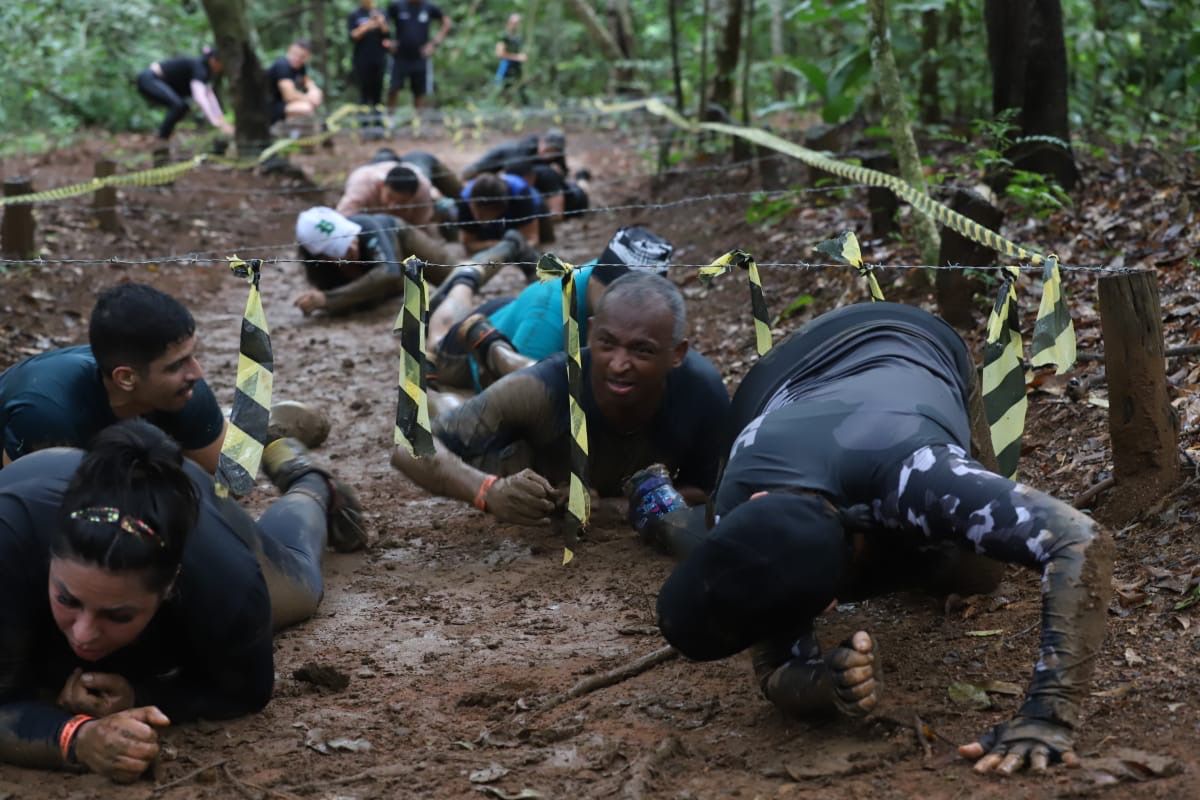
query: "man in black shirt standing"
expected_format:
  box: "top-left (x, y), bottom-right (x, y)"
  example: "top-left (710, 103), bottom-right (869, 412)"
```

top-left (495, 13), bottom-right (529, 105)
top-left (265, 40), bottom-right (324, 125)
top-left (348, 0), bottom-right (390, 128)
top-left (386, 0), bottom-right (452, 110)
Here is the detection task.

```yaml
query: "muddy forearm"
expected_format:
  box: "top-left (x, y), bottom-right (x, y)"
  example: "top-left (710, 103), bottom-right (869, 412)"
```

top-left (391, 437), bottom-right (492, 506)
top-left (322, 267), bottom-right (404, 314)
top-left (0, 701), bottom-right (74, 770)
top-left (1018, 508), bottom-right (1113, 728)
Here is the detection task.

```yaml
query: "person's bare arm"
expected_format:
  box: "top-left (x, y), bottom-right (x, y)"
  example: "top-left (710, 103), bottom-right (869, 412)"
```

top-left (277, 78), bottom-right (305, 104)
top-left (183, 419), bottom-right (227, 475)
top-left (517, 219), bottom-right (539, 246)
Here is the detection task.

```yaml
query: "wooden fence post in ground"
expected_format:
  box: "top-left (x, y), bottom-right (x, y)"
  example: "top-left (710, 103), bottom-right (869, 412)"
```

top-left (1097, 269), bottom-right (1179, 522)
top-left (936, 187), bottom-right (1003, 329)
top-left (1, 178), bottom-right (36, 260)
top-left (94, 159), bottom-right (121, 233)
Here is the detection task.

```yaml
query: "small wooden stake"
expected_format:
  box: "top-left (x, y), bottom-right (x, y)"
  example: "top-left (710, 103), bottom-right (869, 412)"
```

top-left (1097, 269), bottom-right (1179, 522)
top-left (94, 159), bottom-right (121, 233)
top-left (1, 177), bottom-right (36, 260)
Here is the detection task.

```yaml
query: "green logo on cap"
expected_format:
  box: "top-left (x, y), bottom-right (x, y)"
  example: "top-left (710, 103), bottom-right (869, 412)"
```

top-left (316, 220), bottom-right (335, 236)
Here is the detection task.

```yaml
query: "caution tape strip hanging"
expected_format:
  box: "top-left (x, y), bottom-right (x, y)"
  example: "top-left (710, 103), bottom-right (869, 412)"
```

top-left (699, 250), bottom-right (773, 355)
top-left (394, 256), bottom-right (435, 458)
top-left (816, 231), bottom-right (885, 301)
top-left (981, 267), bottom-right (1026, 478)
top-left (216, 256), bottom-right (274, 497)
top-left (536, 253), bottom-right (590, 564)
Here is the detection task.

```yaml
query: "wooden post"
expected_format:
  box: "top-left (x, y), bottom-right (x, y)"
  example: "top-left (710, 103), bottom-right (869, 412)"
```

top-left (1, 178), bottom-right (36, 260)
top-left (94, 159), bottom-right (121, 233)
top-left (1097, 270), bottom-right (1179, 522)
top-left (936, 188), bottom-right (1003, 329)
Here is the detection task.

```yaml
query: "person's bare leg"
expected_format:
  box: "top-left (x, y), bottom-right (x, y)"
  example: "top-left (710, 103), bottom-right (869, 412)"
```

top-left (428, 284), bottom-right (480, 350)
top-left (485, 342), bottom-right (534, 378)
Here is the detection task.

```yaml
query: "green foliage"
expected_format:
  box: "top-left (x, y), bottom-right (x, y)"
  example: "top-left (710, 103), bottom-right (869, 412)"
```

top-left (744, 191), bottom-right (796, 227)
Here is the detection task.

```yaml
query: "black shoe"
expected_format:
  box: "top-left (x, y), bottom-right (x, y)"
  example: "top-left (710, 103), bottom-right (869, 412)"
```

top-left (262, 438), bottom-right (367, 553)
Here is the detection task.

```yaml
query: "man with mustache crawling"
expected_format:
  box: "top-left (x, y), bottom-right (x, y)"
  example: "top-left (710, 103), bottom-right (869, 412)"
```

top-left (0, 284), bottom-right (227, 474)
top-left (391, 272), bottom-right (730, 526)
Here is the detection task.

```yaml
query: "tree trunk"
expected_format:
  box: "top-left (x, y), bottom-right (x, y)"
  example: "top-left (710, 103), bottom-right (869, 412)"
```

top-left (918, 9), bottom-right (940, 124)
top-left (697, 0), bottom-right (711, 120)
top-left (564, 0), bottom-right (624, 63)
top-left (606, 0), bottom-right (638, 91)
top-left (200, 0), bottom-right (270, 154)
top-left (768, 0), bottom-right (788, 100)
top-left (312, 0), bottom-right (328, 91)
top-left (668, 0), bottom-right (684, 111)
top-left (740, 0), bottom-right (754, 123)
top-left (865, 0), bottom-right (940, 265)
top-left (945, 0), bottom-right (965, 119)
top-left (709, 0), bottom-right (744, 117)
top-left (984, 0), bottom-right (1079, 190)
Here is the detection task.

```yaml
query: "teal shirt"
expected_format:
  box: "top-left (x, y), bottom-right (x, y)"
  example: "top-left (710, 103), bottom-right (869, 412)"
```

top-left (488, 261), bottom-right (595, 360)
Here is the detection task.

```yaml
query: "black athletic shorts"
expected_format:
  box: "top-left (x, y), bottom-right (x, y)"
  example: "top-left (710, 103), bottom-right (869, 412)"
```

top-left (392, 59), bottom-right (430, 97)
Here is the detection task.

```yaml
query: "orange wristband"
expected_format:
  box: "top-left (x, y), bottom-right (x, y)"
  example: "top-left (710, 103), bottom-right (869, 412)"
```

top-left (59, 714), bottom-right (93, 763)
top-left (474, 475), bottom-right (498, 511)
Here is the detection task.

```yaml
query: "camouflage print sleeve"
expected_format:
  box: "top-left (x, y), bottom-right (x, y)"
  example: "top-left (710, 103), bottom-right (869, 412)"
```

top-left (871, 443), bottom-right (1113, 756)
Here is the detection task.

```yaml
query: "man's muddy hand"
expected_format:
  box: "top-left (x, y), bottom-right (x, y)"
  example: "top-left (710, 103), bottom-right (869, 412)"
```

top-left (486, 469), bottom-right (556, 524)
top-left (827, 630), bottom-right (879, 716)
top-left (959, 716), bottom-right (1079, 775)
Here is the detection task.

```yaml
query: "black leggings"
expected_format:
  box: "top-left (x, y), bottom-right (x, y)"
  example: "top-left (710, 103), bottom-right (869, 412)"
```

top-left (215, 472), bottom-right (329, 630)
top-left (136, 70), bottom-right (189, 140)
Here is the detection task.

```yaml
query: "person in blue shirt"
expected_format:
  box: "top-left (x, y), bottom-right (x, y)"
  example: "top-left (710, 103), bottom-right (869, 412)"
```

top-left (453, 172), bottom-right (543, 255)
top-left (428, 227), bottom-right (673, 395)
top-left (0, 284), bottom-right (226, 474)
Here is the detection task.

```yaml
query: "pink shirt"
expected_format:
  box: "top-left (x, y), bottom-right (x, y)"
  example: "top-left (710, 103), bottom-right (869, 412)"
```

top-left (336, 161), bottom-right (437, 225)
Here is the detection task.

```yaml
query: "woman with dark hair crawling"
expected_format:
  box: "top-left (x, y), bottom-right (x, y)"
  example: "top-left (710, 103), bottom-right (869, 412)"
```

top-left (0, 420), bottom-right (364, 781)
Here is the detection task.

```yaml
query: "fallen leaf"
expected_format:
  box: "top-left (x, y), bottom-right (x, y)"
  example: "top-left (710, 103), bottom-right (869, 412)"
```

top-left (964, 629), bottom-right (1004, 637)
top-left (979, 680), bottom-right (1022, 696)
top-left (469, 765), bottom-right (510, 784)
top-left (475, 788), bottom-right (543, 800)
top-left (1091, 684), bottom-right (1132, 699)
top-left (1078, 748), bottom-right (1182, 788)
top-left (947, 682), bottom-right (992, 710)
top-left (1124, 648), bottom-right (1145, 667)
top-left (1167, 702), bottom-right (1185, 712)
top-left (326, 738), bottom-right (371, 753)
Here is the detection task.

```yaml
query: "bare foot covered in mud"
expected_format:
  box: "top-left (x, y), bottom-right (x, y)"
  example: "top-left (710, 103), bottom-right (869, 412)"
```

top-left (826, 630), bottom-right (880, 716)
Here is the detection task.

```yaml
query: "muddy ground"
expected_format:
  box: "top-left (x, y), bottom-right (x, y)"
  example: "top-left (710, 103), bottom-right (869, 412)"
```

top-left (1, 116), bottom-right (1199, 800)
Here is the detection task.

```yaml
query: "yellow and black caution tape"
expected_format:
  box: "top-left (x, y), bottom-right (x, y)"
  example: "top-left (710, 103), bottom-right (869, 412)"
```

top-left (603, 97), bottom-right (1077, 475)
top-left (0, 103), bottom-right (369, 207)
top-left (1029, 256), bottom-right (1075, 371)
top-left (981, 266), bottom-right (1026, 478)
top-left (0, 155), bottom-right (207, 207)
top-left (536, 253), bottom-right (591, 564)
top-left (393, 256), bottom-right (435, 458)
top-left (816, 231), bottom-right (885, 301)
top-left (699, 250), bottom-right (773, 355)
top-left (216, 255), bottom-right (274, 497)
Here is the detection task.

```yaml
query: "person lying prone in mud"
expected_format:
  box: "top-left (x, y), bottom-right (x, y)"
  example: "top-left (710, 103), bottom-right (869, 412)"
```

top-left (391, 272), bottom-right (731, 526)
top-left (291, 206), bottom-right (538, 316)
top-left (0, 421), bottom-right (364, 781)
top-left (427, 226), bottom-right (674, 393)
top-left (648, 301), bottom-right (1113, 777)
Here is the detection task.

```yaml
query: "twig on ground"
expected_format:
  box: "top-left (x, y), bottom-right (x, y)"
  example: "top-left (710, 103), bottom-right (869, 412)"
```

top-left (540, 646), bottom-right (680, 713)
top-left (1073, 476), bottom-right (1117, 508)
top-left (622, 736), bottom-right (684, 800)
top-left (222, 762), bottom-right (303, 800)
top-left (152, 758), bottom-right (228, 795)
top-left (283, 763), bottom-right (411, 793)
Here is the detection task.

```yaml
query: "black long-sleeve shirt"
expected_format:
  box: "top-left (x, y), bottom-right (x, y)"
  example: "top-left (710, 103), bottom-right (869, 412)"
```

top-left (0, 450), bottom-right (273, 770)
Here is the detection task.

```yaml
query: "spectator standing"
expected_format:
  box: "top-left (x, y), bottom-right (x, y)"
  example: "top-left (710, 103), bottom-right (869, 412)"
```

top-left (495, 13), bottom-right (529, 104)
top-left (386, 0), bottom-right (452, 110)
top-left (348, 0), bottom-right (390, 128)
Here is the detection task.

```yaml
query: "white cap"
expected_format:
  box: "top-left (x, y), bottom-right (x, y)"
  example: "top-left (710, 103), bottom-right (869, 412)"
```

top-left (295, 206), bottom-right (362, 258)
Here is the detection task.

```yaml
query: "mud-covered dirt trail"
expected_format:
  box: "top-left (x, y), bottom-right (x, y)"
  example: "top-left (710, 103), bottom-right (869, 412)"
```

top-left (2, 123), bottom-right (1198, 800)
